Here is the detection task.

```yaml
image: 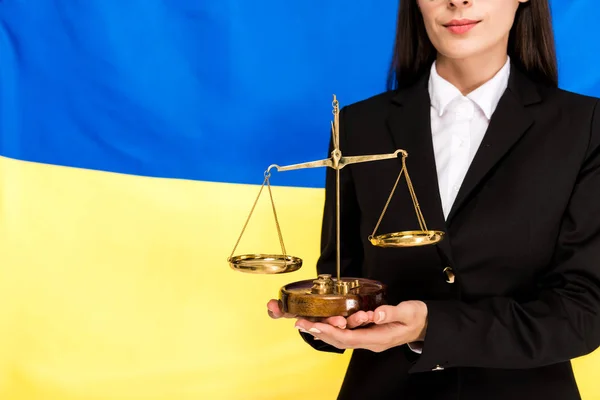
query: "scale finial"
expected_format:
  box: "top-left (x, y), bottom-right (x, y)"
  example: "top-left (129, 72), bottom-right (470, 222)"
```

top-left (331, 94), bottom-right (340, 151)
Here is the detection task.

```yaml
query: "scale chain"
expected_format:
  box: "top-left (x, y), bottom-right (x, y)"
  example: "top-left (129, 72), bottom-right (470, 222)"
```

top-left (369, 155), bottom-right (428, 240)
top-left (266, 176), bottom-right (287, 257)
top-left (228, 173), bottom-right (287, 260)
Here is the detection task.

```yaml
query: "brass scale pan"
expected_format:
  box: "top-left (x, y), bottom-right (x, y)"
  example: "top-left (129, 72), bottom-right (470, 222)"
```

top-left (228, 231), bottom-right (444, 274)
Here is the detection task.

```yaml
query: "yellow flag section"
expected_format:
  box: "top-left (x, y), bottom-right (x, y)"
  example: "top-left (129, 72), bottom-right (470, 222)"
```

top-left (0, 155), bottom-right (349, 400)
top-left (0, 154), bottom-right (599, 400)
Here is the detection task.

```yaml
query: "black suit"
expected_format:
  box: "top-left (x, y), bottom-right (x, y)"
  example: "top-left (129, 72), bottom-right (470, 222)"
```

top-left (301, 64), bottom-right (600, 399)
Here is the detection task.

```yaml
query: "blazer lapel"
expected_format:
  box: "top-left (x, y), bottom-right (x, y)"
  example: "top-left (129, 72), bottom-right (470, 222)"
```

top-left (446, 65), bottom-right (542, 223)
top-left (386, 75), bottom-right (454, 265)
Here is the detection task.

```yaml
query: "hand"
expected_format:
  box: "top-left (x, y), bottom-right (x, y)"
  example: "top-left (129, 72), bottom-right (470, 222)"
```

top-left (293, 301), bottom-right (428, 353)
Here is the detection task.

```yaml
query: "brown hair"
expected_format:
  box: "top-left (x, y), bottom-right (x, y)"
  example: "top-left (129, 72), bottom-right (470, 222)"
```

top-left (386, 1), bottom-right (558, 90)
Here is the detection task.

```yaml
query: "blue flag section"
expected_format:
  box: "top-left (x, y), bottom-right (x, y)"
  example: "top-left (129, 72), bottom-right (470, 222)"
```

top-left (0, 1), bottom-right (398, 188)
top-left (1, 1), bottom-right (600, 399)
top-left (1, 1), bottom-right (599, 187)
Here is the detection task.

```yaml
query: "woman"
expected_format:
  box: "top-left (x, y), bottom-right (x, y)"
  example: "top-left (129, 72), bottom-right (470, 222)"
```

top-left (268, 0), bottom-right (600, 398)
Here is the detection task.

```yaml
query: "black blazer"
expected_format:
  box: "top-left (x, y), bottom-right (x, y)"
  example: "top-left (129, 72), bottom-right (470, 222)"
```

top-left (301, 64), bottom-right (600, 400)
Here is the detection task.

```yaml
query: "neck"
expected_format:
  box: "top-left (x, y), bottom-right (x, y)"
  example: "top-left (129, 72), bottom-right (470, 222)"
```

top-left (435, 51), bottom-right (509, 95)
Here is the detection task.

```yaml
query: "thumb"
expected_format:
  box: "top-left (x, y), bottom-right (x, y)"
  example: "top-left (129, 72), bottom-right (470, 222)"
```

top-left (373, 304), bottom-right (404, 325)
top-left (375, 301), bottom-right (427, 325)
top-left (374, 302), bottom-right (418, 325)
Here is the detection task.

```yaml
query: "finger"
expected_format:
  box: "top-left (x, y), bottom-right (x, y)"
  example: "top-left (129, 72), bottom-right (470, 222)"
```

top-left (295, 319), bottom-right (344, 337)
top-left (303, 321), bottom-right (344, 344)
top-left (266, 299), bottom-right (283, 318)
top-left (294, 318), bottom-right (319, 334)
top-left (295, 323), bottom-right (322, 340)
top-left (294, 316), bottom-right (347, 331)
top-left (322, 316), bottom-right (347, 329)
top-left (307, 322), bottom-right (374, 349)
top-left (373, 305), bottom-right (401, 324)
top-left (366, 310), bottom-right (375, 323)
top-left (266, 299), bottom-right (296, 319)
top-left (355, 311), bottom-right (375, 329)
top-left (346, 311), bottom-right (372, 329)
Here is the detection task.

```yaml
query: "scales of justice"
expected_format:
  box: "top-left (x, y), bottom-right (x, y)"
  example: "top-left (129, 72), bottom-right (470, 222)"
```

top-left (227, 95), bottom-right (444, 319)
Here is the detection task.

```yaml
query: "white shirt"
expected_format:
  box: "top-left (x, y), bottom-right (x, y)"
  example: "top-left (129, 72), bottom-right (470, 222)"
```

top-left (408, 57), bottom-right (511, 355)
top-left (430, 57), bottom-right (511, 219)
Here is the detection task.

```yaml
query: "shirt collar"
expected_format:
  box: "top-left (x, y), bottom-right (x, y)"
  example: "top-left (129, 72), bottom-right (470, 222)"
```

top-left (428, 56), bottom-right (511, 120)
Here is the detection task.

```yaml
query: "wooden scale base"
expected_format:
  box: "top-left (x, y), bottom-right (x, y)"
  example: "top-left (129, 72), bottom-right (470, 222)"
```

top-left (280, 275), bottom-right (386, 319)
top-left (228, 254), bottom-right (388, 318)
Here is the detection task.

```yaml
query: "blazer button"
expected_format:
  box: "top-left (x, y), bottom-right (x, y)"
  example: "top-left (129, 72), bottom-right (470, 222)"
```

top-left (432, 365), bottom-right (445, 371)
top-left (443, 267), bottom-right (455, 284)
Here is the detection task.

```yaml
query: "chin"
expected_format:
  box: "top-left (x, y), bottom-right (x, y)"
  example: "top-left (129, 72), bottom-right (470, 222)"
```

top-left (436, 44), bottom-right (485, 61)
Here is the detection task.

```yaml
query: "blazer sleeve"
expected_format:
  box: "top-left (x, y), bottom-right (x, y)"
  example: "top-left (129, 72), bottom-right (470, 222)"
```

top-left (299, 105), bottom-right (365, 353)
top-left (411, 99), bottom-right (600, 373)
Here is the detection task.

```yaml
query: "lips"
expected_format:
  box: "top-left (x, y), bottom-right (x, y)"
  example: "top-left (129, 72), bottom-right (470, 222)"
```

top-left (443, 19), bottom-right (481, 34)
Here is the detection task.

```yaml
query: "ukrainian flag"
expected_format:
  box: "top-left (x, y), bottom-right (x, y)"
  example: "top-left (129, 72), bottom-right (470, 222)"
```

top-left (0, 1), bottom-right (599, 399)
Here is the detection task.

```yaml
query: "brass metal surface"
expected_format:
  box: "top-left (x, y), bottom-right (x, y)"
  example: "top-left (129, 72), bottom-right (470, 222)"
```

top-left (443, 266), bottom-right (455, 284)
top-left (228, 254), bottom-right (302, 274)
top-left (369, 230), bottom-right (445, 247)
